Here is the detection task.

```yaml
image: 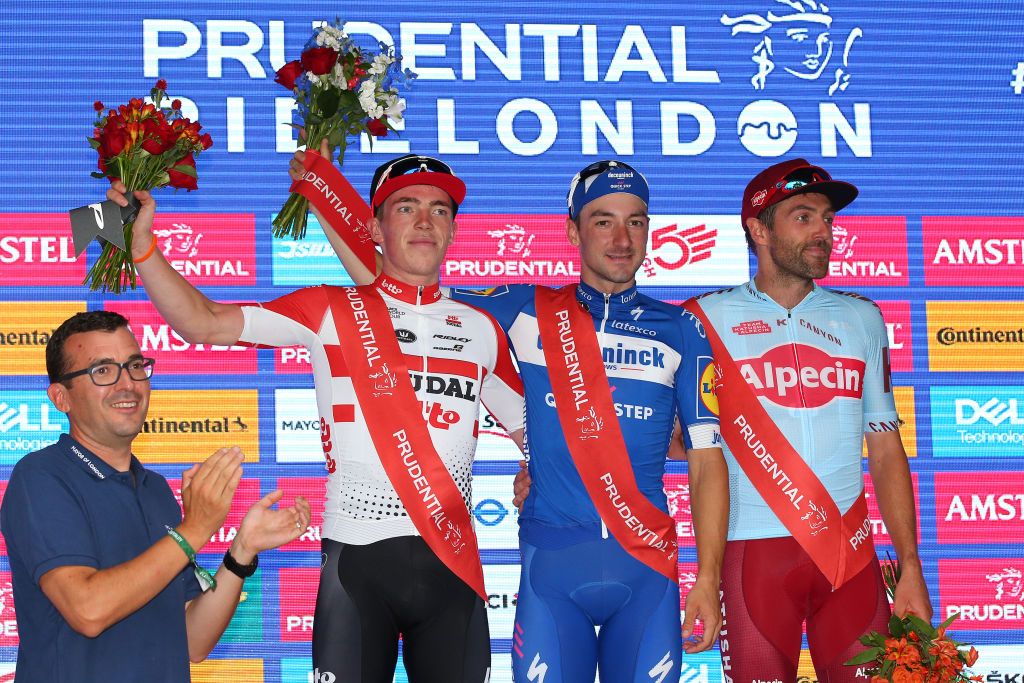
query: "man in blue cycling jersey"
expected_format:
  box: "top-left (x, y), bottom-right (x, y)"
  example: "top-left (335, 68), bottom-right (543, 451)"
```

top-left (682, 159), bottom-right (930, 682)
top-left (298, 150), bottom-right (729, 683)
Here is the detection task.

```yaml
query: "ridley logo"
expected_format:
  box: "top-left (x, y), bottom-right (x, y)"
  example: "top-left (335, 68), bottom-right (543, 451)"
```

top-left (738, 344), bottom-right (866, 408)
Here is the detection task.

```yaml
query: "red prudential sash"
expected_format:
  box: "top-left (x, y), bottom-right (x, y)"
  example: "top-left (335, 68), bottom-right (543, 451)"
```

top-left (535, 286), bottom-right (679, 581)
top-left (327, 285), bottom-right (486, 599)
top-left (290, 150), bottom-right (379, 276)
top-left (681, 299), bottom-right (874, 589)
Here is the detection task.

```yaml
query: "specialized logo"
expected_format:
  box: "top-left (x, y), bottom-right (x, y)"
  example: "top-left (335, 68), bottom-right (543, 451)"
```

top-left (738, 344), bottom-right (866, 408)
top-left (721, 1), bottom-right (863, 95)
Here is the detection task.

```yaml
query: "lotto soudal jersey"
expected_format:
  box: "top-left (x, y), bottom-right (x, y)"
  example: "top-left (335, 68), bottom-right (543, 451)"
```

top-left (450, 282), bottom-right (721, 547)
top-left (695, 280), bottom-right (899, 541)
top-left (239, 275), bottom-right (525, 545)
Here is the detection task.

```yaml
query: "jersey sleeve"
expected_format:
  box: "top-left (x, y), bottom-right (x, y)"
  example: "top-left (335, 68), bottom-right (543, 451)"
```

top-left (446, 284), bottom-right (535, 333)
top-left (858, 301), bottom-right (899, 433)
top-left (238, 286), bottom-right (328, 349)
top-left (1, 464), bottom-right (100, 583)
top-left (674, 309), bottom-right (722, 450)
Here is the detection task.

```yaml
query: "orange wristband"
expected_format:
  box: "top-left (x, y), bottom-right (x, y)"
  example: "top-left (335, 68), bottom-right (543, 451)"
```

top-left (133, 239), bottom-right (157, 264)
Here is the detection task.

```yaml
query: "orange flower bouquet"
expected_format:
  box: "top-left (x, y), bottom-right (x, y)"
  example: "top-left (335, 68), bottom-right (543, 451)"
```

top-left (846, 557), bottom-right (980, 682)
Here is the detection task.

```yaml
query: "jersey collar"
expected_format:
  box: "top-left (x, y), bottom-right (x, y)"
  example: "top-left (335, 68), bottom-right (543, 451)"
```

top-left (374, 273), bottom-right (442, 306)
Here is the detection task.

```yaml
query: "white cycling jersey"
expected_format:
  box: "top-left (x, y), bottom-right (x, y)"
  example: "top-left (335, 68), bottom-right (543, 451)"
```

top-left (240, 274), bottom-right (525, 545)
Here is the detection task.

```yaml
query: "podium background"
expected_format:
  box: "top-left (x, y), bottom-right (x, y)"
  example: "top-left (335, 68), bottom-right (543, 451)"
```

top-left (1, 2), bottom-right (1023, 680)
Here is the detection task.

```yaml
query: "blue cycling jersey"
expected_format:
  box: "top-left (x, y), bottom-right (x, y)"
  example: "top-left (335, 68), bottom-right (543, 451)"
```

top-left (694, 280), bottom-right (899, 542)
top-left (451, 282), bottom-right (721, 548)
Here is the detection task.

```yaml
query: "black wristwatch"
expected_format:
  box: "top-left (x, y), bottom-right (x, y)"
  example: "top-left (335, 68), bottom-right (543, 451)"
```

top-left (223, 549), bottom-right (258, 579)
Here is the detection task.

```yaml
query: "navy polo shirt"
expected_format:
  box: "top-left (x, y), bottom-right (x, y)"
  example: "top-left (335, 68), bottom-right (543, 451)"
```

top-left (0, 434), bottom-right (202, 682)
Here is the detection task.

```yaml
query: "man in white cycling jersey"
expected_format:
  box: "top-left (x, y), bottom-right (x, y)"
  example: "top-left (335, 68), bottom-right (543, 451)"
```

top-left (681, 158), bottom-right (930, 682)
top-left (106, 154), bottom-right (525, 683)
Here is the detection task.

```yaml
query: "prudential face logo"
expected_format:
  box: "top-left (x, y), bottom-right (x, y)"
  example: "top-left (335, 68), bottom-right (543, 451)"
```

top-left (931, 387), bottom-right (1024, 458)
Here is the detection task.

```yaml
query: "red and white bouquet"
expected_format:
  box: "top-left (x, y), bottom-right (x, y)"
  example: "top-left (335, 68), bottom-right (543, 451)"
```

top-left (87, 80), bottom-right (213, 292)
top-left (272, 20), bottom-right (414, 240)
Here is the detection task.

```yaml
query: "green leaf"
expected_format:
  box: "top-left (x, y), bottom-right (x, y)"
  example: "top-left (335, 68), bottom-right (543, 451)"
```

top-left (845, 648), bottom-right (882, 665)
top-left (888, 614), bottom-right (905, 637)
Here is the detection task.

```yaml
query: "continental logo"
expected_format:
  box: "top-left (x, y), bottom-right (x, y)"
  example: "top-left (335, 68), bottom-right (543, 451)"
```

top-left (134, 390), bottom-right (258, 464)
top-left (189, 659), bottom-right (263, 681)
top-left (928, 302), bottom-right (1024, 371)
top-left (1, 213), bottom-right (86, 285)
top-left (0, 302), bottom-right (86, 375)
top-left (862, 386), bottom-right (916, 458)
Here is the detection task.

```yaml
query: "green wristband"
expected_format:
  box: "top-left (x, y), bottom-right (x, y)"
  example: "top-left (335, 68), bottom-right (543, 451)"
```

top-left (166, 526), bottom-right (217, 592)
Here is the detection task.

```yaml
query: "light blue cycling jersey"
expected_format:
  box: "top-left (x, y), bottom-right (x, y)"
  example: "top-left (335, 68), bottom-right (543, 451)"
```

top-left (694, 279), bottom-right (899, 542)
top-left (451, 282), bottom-right (721, 548)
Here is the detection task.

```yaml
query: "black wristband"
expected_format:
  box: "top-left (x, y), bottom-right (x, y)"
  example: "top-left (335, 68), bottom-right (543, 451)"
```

top-left (223, 549), bottom-right (258, 579)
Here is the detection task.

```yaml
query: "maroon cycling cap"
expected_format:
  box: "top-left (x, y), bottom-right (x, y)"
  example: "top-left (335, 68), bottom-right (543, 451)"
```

top-left (370, 154), bottom-right (467, 213)
top-left (741, 158), bottom-right (858, 226)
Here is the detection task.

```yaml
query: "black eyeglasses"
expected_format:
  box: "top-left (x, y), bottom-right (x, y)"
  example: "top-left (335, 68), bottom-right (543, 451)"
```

top-left (57, 357), bottom-right (155, 386)
top-left (370, 155), bottom-right (456, 199)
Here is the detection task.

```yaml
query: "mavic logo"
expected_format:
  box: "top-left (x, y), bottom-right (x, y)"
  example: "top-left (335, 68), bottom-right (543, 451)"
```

top-left (649, 651), bottom-right (675, 683)
top-left (527, 653), bottom-right (548, 682)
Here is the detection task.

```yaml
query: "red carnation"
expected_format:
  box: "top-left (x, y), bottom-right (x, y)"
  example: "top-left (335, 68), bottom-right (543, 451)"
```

top-left (367, 119), bottom-right (389, 137)
top-left (301, 47), bottom-right (339, 75)
top-left (275, 60), bottom-right (303, 90)
top-left (167, 154), bottom-right (198, 191)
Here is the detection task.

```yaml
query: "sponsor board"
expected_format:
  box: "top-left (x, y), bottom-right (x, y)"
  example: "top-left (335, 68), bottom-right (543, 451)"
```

top-left (0, 390), bottom-right (68, 465)
top-left (477, 404), bottom-right (522, 461)
top-left (483, 564), bottom-right (521, 641)
top-left (0, 213), bottom-right (85, 285)
top-left (277, 477), bottom-right (327, 551)
top-left (190, 659), bottom-right (263, 681)
top-left (922, 217), bottom-right (1024, 287)
top-left (472, 474), bottom-right (520, 550)
top-left (134, 390), bottom-right (259, 464)
top-left (441, 215), bottom-right (580, 286)
top-left (167, 478), bottom-right (261, 555)
top-left (939, 558), bottom-right (1024, 630)
top-left (106, 300), bottom-right (257, 374)
top-left (931, 387), bottom-right (1024, 458)
top-left (0, 571), bottom-right (17, 645)
top-left (279, 568), bottom-right (320, 641)
top-left (876, 300), bottom-right (913, 373)
top-left (818, 216), bottom-right (909, 287)
top-left (936, 472), bottom-right (1024, 544)
top-left (0, 302), bottom-right (86, 376)
top-left (634, 216), bottom-right (749, 287)
top-left (927, 302), bottom-right (1024, 372)
top-left (149, 213), bottom-right (256, 286)
top-left (664, 473), bottom-right (696, 549)
top-left (271, 214), bottom-right (357, 287)
top-left (863, 473), bottom-right (920, 546)
top-left (862, 385), bottom-right (916, 458)
top-left (275, 389), bottom-right (325, 464)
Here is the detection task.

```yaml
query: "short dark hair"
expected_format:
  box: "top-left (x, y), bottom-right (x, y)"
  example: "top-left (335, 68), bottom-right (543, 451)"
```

top-left (46, 311), bottom-right (130, 383)
top-left (744, 203), bottom-right (779, 252)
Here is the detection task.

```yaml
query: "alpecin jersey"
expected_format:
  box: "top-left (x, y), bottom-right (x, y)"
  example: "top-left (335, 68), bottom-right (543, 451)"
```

top-left (450, 282), bottom-right (721, 548)
top-left (239, 274), bottom-right (525, 546)
top-left (693, 280), bottom-right (899, 542)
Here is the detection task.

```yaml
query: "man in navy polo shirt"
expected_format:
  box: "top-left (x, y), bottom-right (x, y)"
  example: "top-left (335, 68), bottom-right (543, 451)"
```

top-left (0, 310), bottom-right (312, 682)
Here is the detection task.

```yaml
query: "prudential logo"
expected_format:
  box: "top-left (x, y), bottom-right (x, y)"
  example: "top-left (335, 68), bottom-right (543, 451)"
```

top-left (931, 387), bottom-right (1024, 458)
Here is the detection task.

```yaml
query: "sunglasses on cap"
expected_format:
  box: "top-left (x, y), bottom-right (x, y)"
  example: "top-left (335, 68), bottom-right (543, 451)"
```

top-left (370, 154), bottom-right (466, 212)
